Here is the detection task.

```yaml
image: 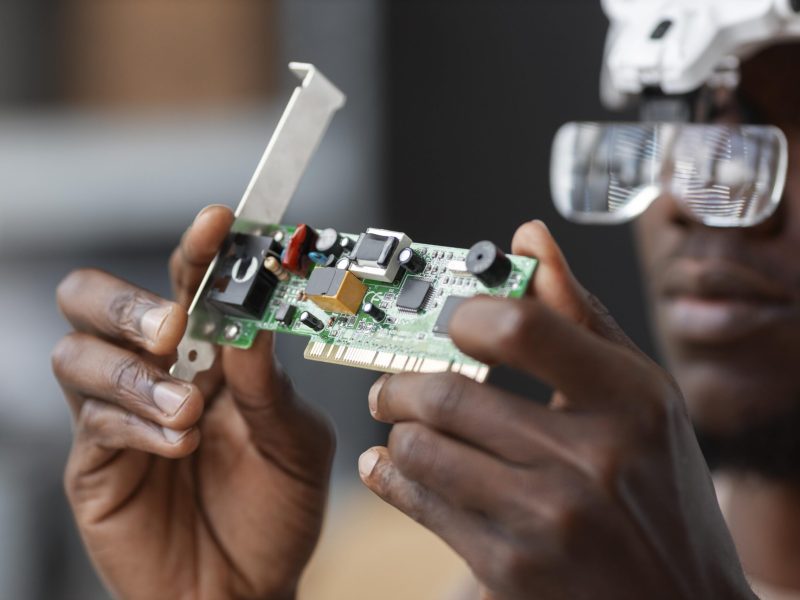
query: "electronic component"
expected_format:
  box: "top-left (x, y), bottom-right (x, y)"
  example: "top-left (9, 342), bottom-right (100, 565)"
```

top-left (275, 303), bottom-right (297, 326)
top-left (206, 233), bottom-right (280, 318)
top-left (446, 259), bottom-right (470, 276)
top-left (353, 232), bottom-right (397, 267)
top-left (433, 295), bottom-right (469, 336)
top-left (305, 267), bottom-right (367, 314)
top-left (282, 224), bottom-right (318, 276)
top-left (340, 236), bottom-right (354, 253)
top-left (398, 247), bottom-right (426, 274)
top-left (315, 227), bottom-right (344, 259)
top-left (466, 241), bottom-right (512, 287)
top-left (300, 311), bottom-right (325, 332)
top-left (223, 323), bottom-right (241, 341)
top-left (265, 256), bottom-right (290, 282)
top-left (349, 228), bottom-right (412, 283)
top-left (362, 301), bottom-right (386, 322)
top-left (335, 256), bottom-right (351, 270)
top-left (396, 277), bottom-right (432, 312)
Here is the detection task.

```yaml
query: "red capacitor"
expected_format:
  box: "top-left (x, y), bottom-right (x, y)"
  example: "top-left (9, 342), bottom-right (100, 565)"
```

top-left (282, 224), bottom-right (318, 276)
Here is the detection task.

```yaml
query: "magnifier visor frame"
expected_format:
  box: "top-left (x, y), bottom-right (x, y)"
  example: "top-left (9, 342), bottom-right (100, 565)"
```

top-left (550, 122), bottom-right (788, 228)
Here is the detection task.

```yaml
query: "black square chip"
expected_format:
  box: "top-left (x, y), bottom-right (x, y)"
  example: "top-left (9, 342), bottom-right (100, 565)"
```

top-left (275, 303), bottom-right (297, 326)
top-left (433, 295), bottom-right (468, 335)
top-left (396, 277), bottom-right (432, 312)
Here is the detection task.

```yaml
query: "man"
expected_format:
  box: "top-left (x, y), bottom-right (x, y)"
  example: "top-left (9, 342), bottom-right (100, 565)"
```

top-left (51, 13), bottom-right (800, 600)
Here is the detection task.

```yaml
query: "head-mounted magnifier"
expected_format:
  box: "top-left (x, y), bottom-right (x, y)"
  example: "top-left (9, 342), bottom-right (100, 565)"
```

top-left (552, 0), bottom-right (799, 228)
top-left (551, 122), bottom-right (787, 228)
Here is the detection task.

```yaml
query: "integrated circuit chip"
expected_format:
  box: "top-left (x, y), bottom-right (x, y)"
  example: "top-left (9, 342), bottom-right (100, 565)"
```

top-left (396, 277), bottom-right (432, 312)
top-left (433, 295), bottom-right (469, 335)
top-left (275, 303), bottom-right (297, 326)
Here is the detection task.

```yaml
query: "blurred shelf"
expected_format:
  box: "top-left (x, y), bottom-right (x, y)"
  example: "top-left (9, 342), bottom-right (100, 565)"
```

top-left (0, 104), bottom-right (376, 255)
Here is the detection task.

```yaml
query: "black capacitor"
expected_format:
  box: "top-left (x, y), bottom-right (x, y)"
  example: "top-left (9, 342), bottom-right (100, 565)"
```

top-left (466, 241), bottom-right (512, 287)
top-left (299, 311), bottom-right (325, 332)
top-left (398, 247), bottom-right (426, 274)
top-left (339, 236), bottom-right (354, 253)
top-left (323, 254), bottom-right (338, 268)
top-left (362, 301), bottom-right (386, 322)
top-left (315, 228), bottom-right (343, 258)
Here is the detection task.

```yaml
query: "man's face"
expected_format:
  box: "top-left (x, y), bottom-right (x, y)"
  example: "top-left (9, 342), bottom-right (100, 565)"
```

top-left (636, 44), bottom-right (800, 450)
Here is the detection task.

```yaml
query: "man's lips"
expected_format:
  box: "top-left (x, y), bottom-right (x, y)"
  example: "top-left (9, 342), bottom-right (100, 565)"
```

top-left (657, 259), bottom-right (798, 344)
top-left (661, 259), bottom-right (794, 304)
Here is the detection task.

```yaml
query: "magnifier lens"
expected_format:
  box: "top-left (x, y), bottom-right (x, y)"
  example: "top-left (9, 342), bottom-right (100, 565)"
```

top-left (668, 125), bottom-right (787, 227)
top-left (551, 122), bottom-right (662, 225)
top-left (550, 122), bottom-right (787, 228)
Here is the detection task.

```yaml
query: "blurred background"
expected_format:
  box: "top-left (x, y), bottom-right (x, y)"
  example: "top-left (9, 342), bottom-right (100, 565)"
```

top-left (0, 0), bottom-right (650, 598)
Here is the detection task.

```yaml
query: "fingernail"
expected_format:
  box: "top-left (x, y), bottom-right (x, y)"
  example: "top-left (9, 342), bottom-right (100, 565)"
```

top-left (153, 382), bottom-right (191, 415)
top-left (358, 449), bottom-right (380, 478)
top-left (195, 204), bottom-right (229, 225)
top-left (162, 426), bottom-right (190, 444)
top-left (141, 305), bottom-right (173, 342)
top-left (533, 219), bottom-right (550, 232)
top-left (368, 374), bottom-right (389, 417)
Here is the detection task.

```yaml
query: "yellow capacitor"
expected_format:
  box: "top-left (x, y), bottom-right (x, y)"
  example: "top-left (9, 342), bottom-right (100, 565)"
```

top-left (306, 267), bottom-right (367, 315)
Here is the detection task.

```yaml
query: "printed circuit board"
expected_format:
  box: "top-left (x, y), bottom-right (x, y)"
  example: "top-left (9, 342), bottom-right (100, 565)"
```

top-left (191, 223), bottom-right (537, 382)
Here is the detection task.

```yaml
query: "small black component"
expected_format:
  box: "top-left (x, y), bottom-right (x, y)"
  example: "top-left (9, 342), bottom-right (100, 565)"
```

top-left (433, 295), bottom-right (469, 335)
top-left (339, 236), bottom-right (354, 252)
top-left (398, 247), bottom-right (426, 274)
top-left (362, 301), bottom-right (386, 322)
top-left (299, 311), bottom-right (325, 332)
top-left (466, 241), bottom-right (512, 288)
top-left (352, 232), bottom-right (398, 268)
top-left (207, 233), bottom-right (280, 318)
top-left (650, 19), bottom-right (673, 40)
top-left (396, 277), bottom-right (432, 312)
top-left (275, 303), bottom-right (297, 326)
top-left (315, 228), bottom-right (344, 259)
top-left (323, 254), bottom-right (338, 268)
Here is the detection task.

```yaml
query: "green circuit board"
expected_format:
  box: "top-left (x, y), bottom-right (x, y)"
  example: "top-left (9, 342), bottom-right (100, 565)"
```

top-left (195, 224), bottom-right (537, 382)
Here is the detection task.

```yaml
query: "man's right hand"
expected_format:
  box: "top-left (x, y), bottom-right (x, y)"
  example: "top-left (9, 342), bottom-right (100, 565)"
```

top-left (52, 205), bottom-right (335, 600)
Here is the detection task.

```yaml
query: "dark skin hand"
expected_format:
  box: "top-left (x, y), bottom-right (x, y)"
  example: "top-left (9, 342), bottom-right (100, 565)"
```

top-left (360, 221), bottom-right (756, 600)
top-left (52, 205), bottom-right (335, 600)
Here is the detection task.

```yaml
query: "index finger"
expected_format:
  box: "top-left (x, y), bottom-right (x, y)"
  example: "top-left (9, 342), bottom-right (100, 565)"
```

top-left (512, 220), bottom-right (638, 352)
top-left (56, 269), bottom-right (186, 356)
top-left (169, 204), bottom-right (234, 307)
top-left (369, 372), bottom-right (578, 465)
top-left (449, 295), bottom-right (653, 410)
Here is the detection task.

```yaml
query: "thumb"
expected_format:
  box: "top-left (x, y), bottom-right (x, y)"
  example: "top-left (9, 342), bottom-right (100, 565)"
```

top-left (512, 220), bottom-right (639, 352)
top-left (221, 331), bottom-right (335, 481)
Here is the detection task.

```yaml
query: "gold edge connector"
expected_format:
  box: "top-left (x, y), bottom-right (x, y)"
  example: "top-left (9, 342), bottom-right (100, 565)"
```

top-left (303, 341), bottom-right (490, 383)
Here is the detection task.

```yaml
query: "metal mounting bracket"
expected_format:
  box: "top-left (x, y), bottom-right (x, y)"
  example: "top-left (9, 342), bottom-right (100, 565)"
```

top-left (170, 62), bottom-right (346, 381)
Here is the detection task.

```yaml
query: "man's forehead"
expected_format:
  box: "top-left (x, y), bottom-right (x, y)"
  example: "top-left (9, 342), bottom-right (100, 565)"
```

top-left (740, 42), bottom-right (800, 128)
